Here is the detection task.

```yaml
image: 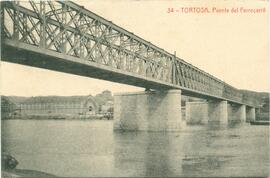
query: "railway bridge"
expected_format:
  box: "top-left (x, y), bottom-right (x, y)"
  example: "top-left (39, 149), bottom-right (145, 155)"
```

top-left (0, 1), bottom-right (259, 131)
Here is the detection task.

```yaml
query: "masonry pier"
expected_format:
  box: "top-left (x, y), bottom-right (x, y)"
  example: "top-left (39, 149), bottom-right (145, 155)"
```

top-left (208, 100), bottom-right (228, 124)
top-left (186, 100), bottom-right (247, 124)
top-left (246, 107), bottom-right (256, 122)
top-left (228, 104), bottom-right (246, 122)
top-left (186, 100), bottom-right (229, 125)
top-left (186, 100), bottom-right (257, 124)
top-left (113, 90), bottom-right (184, 131)
top-left (186, 102), bottom-right (208, 125)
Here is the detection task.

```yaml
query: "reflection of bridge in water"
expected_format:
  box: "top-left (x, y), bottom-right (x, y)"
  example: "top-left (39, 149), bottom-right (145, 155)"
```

top-left (1, 1), bottom-right (259, 131)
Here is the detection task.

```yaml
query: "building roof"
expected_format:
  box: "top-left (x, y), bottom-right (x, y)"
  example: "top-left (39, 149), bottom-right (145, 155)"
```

top-left (1, 96), bottom-right (16, 106)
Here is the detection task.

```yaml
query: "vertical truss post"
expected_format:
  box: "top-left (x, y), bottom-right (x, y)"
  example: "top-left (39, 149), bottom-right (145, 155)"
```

top-left (0, 2), bottom-right (3, 37)
top-left (79, 13), bottom-right (84, 58)
top-left (61, 3), bottom-right (67, 53)
top-left (107, 28), bottom-right (113, 66)
top-left (119, 34), bottom-right (125, 69)
top-left (22, 13), bottom-right (27, 42)
top-left (0, 1), bottom-right (3, 57)
top-left (171, 51), bottom-right (176, 84)
top-left (12, 1), bottom-right (19, 40)
top-left (39, 1), bottom-right (46, 48)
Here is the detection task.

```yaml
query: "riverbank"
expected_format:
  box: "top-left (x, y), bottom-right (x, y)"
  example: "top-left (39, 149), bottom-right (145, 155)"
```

top-left (1, 152), bottom-right (56, 177)
top-left (1, 114), bottom-right (113, 120)
top-left (2, 169), bottom-right (56, 177)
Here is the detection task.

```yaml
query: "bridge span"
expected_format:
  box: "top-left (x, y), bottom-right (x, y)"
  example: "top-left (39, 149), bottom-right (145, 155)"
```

top-left (1, 1), bottom-right (259, 131)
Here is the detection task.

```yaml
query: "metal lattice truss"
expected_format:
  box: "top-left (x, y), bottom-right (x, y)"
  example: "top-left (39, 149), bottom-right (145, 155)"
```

top-left (1, 1), bottom-right (257, 106)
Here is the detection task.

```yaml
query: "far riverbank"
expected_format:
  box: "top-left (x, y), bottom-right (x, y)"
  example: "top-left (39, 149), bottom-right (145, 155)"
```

top-left (1, 114), bottom-right (113, 121)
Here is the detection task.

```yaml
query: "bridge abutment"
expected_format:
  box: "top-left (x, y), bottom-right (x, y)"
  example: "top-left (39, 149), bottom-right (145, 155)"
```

top-left (113, 90), bottom-right (184, 131)
top-left (246, 107), bottom-right (256, 122)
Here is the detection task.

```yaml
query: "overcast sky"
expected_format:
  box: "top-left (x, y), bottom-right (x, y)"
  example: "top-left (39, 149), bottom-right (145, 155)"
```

top-left (1, 0), bottom-right (269, 96)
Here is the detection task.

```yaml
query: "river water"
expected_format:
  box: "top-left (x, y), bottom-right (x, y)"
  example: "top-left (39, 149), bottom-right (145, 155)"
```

top-left (1, 120), bottom-right (269, 177)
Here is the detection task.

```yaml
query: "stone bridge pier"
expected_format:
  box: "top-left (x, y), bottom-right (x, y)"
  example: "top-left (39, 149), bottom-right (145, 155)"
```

top-left (186, 100), bottom-right (256, 125)
top-left (246, 106), bottom-right (256, 122)
top-left (113, 90), bottom-right (256, 131)
top-left (185, 100), bottom-right (229, 125)
top-left (113, 90), bottom-right (185, 131)
top-left (227, 103), bottom-right (246, 122)
top-left (185, 101), bottom-right (208, 125)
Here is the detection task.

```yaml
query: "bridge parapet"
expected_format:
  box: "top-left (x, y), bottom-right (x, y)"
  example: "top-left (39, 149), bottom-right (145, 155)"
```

top-left (242, 93), bottom-right (261, 108)
top-left (222, 85), bottom-right (243, 103)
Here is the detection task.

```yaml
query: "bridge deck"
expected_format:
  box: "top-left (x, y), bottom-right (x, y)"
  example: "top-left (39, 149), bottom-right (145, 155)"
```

top-left (0, 1), bottom-right (259, 107)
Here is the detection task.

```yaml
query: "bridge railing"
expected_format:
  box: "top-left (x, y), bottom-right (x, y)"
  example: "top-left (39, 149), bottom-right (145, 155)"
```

top-left (1, 1), bottom-right (173, 83)
top-left (1, 1), bottom-right (257, 107)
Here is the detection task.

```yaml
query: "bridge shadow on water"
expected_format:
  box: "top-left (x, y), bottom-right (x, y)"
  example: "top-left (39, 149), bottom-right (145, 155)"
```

top-left (113, 120), bottom-right (267, 177)
top-left (113, 122), bottom-right (227, 177)
top-left (2, 119), bottom-right (268, 177)
top-left (113, 131), bottom-right (181, 177)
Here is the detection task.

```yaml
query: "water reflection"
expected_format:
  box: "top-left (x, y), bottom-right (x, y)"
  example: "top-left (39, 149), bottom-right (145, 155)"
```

top-left (144, 133), bottom-right (177, 177)
top-left (182, 155), bottom-right (233, 173)
top-left (2, 120), bottom-right (269, 177)
top-left (113, 131), bottom-right (183, 177)
top-left (227, 120), bottom-right (243, 128)
top-left (206, 121), bottom-right (226, 131)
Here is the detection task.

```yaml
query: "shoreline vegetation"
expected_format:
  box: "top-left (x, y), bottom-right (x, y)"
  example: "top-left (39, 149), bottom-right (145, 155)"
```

top-left (256, 112), bottom-right (270, 121)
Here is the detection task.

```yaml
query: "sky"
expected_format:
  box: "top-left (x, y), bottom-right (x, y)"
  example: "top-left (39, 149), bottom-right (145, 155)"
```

top-left (1, 0), bottom-right (269, 96)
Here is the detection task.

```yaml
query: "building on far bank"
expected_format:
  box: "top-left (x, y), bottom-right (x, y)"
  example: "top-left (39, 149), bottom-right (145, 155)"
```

top-left (100, 100), bottom-right (113, 114)
top-left (1, 90), bottom-right (115, 119)
top-left (19, 95), bottom-right (98, 117)
top-left (1, 96), bottom-right (20, 118)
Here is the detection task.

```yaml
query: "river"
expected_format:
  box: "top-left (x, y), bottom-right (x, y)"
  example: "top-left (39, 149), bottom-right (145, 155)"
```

top-left (1, 119), bottom-right (269, 177)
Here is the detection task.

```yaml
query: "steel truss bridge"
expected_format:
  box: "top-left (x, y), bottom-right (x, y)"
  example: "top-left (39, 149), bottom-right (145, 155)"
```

top-left (0, 1), bottom-right (259, 107)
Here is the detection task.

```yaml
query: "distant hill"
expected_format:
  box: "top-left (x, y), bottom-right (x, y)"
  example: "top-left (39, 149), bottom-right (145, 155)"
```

top-left (240, 89), bottom-right (269, 98)
top-left (240, 90), bottom-right (269, 112)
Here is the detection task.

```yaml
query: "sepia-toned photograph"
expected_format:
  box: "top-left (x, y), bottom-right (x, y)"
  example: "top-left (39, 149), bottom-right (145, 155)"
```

top-left (1, 0), bottom-right (269, 177)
